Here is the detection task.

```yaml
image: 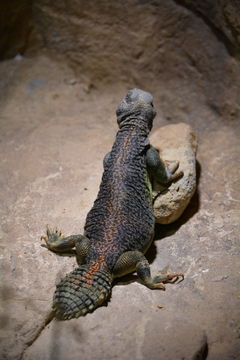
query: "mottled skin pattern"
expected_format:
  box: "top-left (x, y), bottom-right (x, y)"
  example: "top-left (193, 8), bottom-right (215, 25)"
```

top-left (85, 126), bottom-right (154, 270)
top-left (41, 89), bottom-right (184, 320)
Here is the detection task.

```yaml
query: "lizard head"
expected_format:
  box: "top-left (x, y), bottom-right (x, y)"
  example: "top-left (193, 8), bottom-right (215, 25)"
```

top-left (116, 88), bottom-right (156, 132)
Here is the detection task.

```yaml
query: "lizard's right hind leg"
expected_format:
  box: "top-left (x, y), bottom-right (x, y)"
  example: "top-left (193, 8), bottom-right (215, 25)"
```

top-left (41, 226), bottom-right (90, 265)
top-left (113, 251), bottom-right (184, 290)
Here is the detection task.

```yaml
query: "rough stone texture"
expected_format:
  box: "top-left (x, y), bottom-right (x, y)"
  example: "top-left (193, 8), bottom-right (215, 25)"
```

top-left (151, 123), bottom-right (197, 224)
top-left (176, 0), bottom-right (240, 56)
top-left (0, 1), bottom-right (240, 360)
top-left (2, 1), bottom-right (240, 124)
top-left (29, 0), bottom-right (240, 130)
top-left (1, 0), bottom-right (240, 61)
top-left (0, 54), bottom-right (240, 360)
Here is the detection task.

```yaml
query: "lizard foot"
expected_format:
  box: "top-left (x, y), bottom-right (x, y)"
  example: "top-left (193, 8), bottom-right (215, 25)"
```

top-left (41, 226), bottom-right (65, 252)
top-left (136, 254), bottom-right (184, 291)
top-left (150, 272), bottom-right (184, 290)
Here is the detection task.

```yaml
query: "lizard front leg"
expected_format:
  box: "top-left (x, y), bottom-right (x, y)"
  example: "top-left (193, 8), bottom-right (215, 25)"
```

top-left (146, 145), bottom-right (183, 185)
top-left (103, 152), bottom-right (111, 169)
top-left (113, 251), bottom-right (183, 290)
top-left (41, 227), bottom-right (90, 265)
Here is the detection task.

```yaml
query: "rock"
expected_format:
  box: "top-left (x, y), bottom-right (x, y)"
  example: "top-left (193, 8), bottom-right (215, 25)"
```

top-left (0, 1), bottom-right (32, 60)
top-left (0, 1), bottom-right (240, 358)
top-left (0, 54), bottom-right (240, 360)
top-left (65, 78), bottom-right (77, 86)
top-left (150, 123), bottom-right (197, 224)
top-left (176, 0), bottom-right (240, 56)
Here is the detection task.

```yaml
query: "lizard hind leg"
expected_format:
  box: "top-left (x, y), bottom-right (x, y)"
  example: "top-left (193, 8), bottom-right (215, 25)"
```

top-left (41, 226), bottom-right (69, 252)
top-left (136, 257), bottom-right (184, 290)
top-left (113, 251), bottom-right (184, 290)
top-left (41, 226), bottom-right (90, 263)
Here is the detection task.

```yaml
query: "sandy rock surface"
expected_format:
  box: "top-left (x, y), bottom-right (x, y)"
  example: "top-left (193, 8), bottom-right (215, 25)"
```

top-left (0, 54), bottom-right (239, 360)
top-left (151, 123), bottom-right (197, 224)
top-left (0, 1), bottom-right (240, 359)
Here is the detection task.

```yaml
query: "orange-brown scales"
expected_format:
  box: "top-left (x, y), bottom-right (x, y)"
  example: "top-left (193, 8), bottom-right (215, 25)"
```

top-left (41, 89), bottom-right (184, 320)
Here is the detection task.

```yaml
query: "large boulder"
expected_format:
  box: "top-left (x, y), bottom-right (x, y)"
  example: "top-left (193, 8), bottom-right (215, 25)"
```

top-left (150, 123), bottom-right (197, 224)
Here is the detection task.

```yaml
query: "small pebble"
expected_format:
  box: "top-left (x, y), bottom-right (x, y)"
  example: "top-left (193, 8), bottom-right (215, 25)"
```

top-left (65, 78), bottom-right (77, 85)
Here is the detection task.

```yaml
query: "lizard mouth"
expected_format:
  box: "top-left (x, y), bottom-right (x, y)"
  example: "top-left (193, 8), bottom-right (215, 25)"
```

top-left (52, 265), bottom-right (113, 320)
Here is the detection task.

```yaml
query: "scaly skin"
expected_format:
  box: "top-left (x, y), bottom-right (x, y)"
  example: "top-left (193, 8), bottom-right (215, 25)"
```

top-left (41, 89), bottom-right (184, 320)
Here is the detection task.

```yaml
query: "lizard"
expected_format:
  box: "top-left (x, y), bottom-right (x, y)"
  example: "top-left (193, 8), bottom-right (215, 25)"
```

top-left (41, 88), bottom-right (184, 320)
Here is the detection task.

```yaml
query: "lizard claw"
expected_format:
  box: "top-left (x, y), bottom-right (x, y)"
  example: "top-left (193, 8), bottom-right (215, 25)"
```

top-left (163, 273), bottom-right (184, 284)
top-left (164, 160), bottom-right (179, 173)
top-left (41, 226), bottom-right (65, 251)
top-left (165, 160), bottom-right (184, 183)
top-left (40, 235), bottom-right (48, 248)
top-left (153, 272), bottom-right (184, 286)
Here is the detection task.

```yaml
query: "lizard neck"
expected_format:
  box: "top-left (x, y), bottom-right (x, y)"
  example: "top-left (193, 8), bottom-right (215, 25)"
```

top-left (118, 116), bottom-right (151, 135)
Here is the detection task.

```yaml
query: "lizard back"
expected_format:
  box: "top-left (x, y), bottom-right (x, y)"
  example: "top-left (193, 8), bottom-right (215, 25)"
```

top-left (84, 127), bottom-right (155, 270)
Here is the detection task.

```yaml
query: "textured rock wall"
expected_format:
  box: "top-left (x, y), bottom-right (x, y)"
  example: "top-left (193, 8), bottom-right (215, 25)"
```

top-left (0, 1), bottom-right (32, 60)
top-left (32, 0), bottom-right (238, 86)
top-left (2, 1), bottom-right (240, 124)
top-left (29, 0), bottom-right (240, 127)
top-left (176, 0), bottom-right (240, 56)
top-left (2, 0), bottom-right (240, 61)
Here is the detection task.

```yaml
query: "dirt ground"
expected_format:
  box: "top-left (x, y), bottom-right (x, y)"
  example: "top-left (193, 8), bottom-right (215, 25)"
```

top-left (0, 3), bottom-right (240, 358)
top-left (0, 49), bottom-right (239, 360)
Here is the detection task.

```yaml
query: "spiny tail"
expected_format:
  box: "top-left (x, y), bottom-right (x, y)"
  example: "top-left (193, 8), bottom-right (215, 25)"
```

top-left (53, 265), bottom-right (113, 320)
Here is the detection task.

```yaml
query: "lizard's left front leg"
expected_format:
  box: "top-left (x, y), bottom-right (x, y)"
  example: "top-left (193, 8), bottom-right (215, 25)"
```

top-left (41, 227), bottom-right (90, 265)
